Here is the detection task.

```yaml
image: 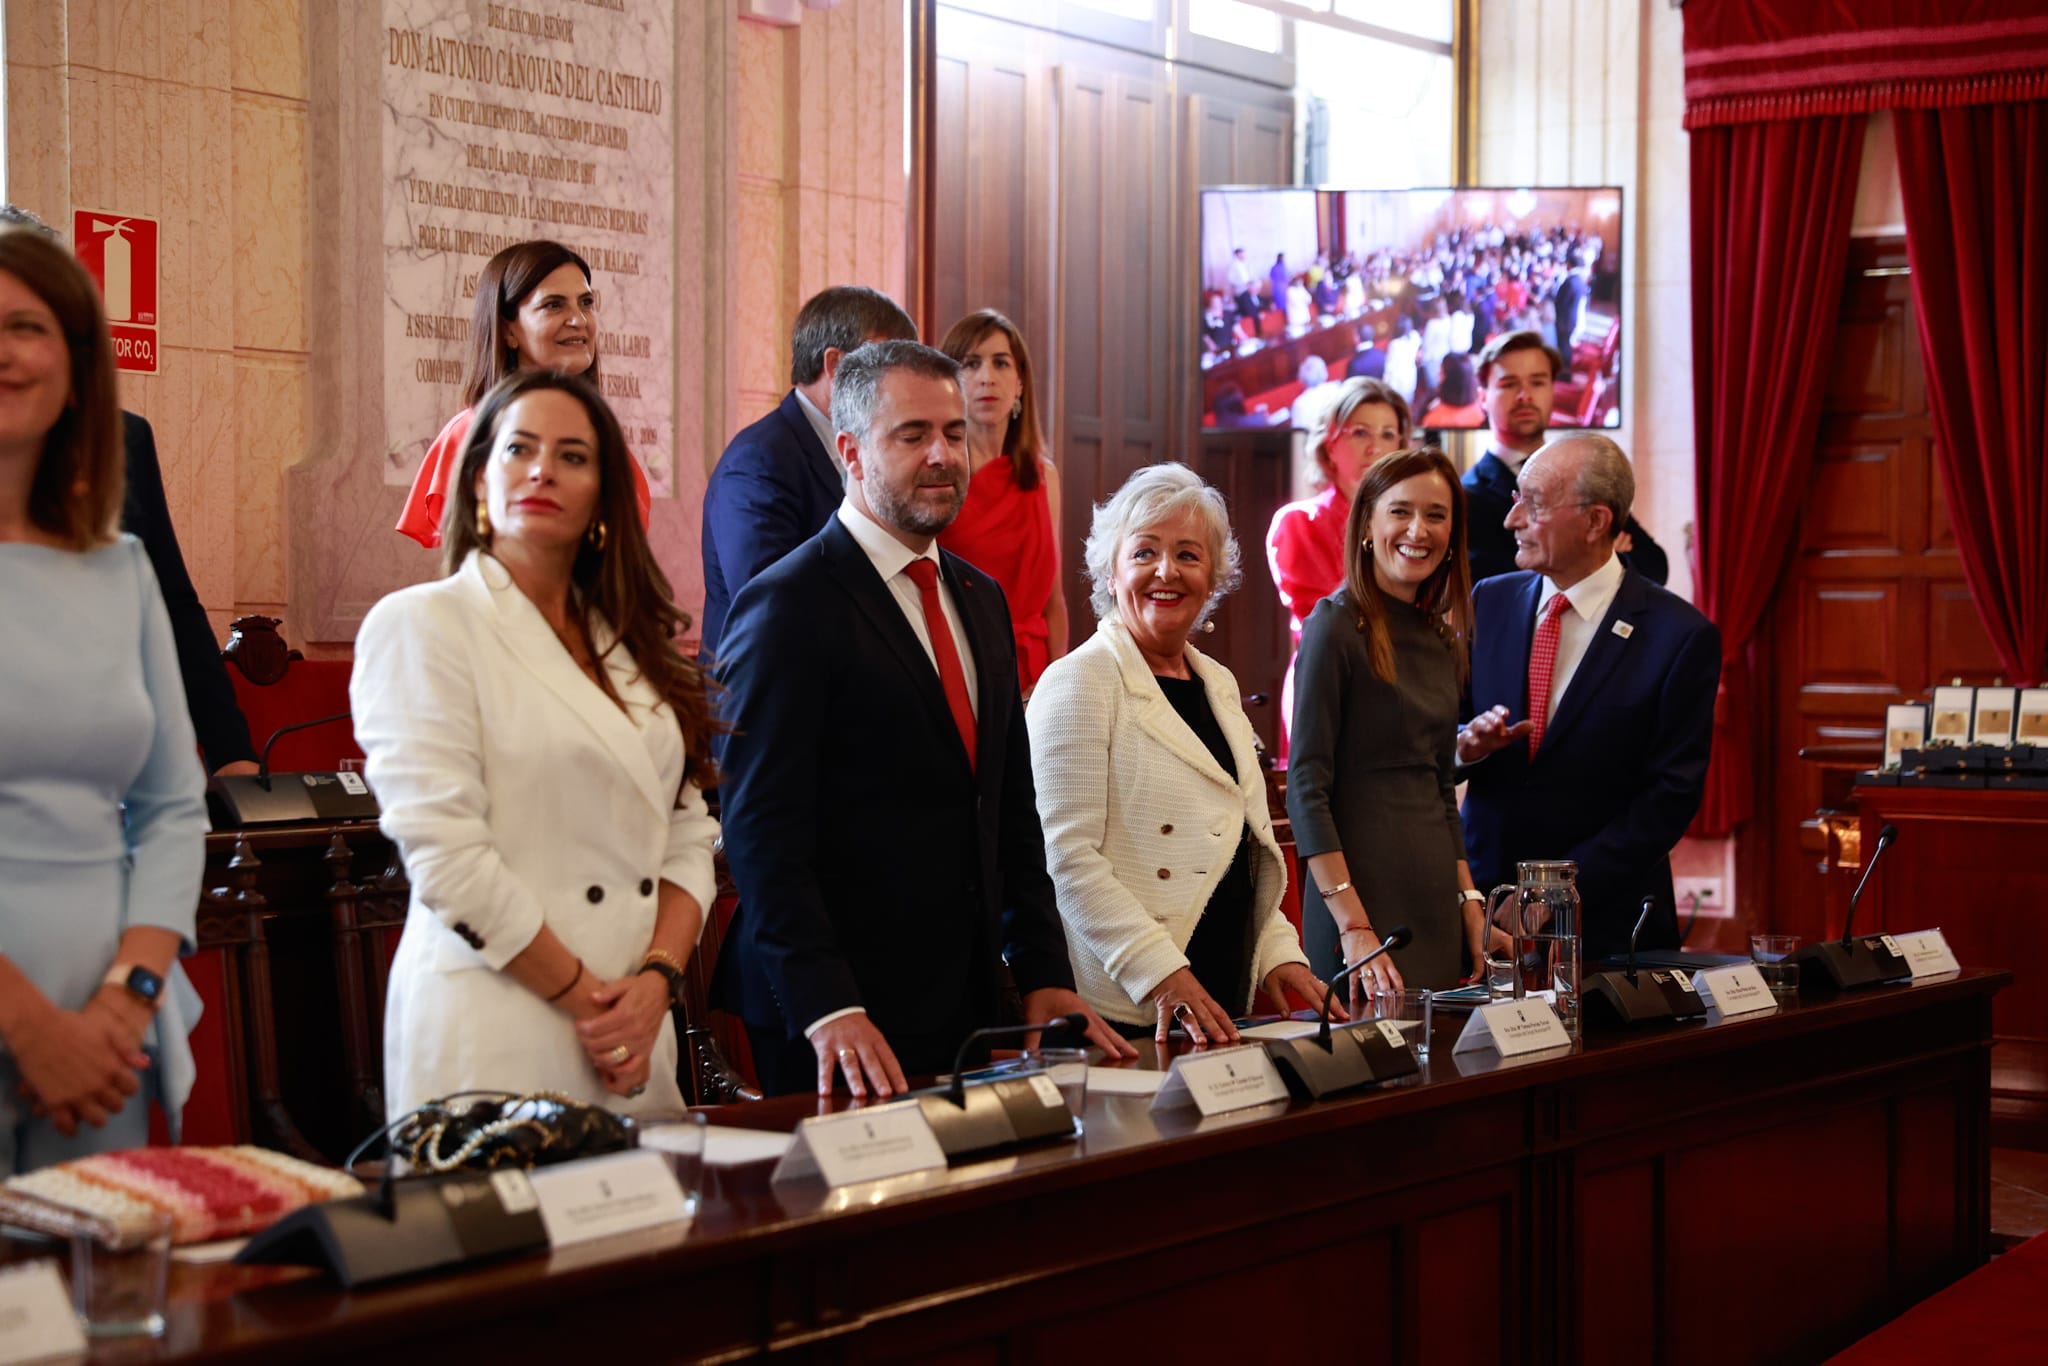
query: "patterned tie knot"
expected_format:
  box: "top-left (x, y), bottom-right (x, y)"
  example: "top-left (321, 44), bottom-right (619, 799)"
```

top-left (904, 558), bottom-right (938, 590)
top-left (1544, 593), bottom-right (1571, 621)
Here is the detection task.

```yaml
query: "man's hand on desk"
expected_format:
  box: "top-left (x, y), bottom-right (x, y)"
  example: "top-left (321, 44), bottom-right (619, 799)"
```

top-left (812, 1013), bottom-right (908, 1100)
top-left (1022, 988), bottom-right (1140, 1060)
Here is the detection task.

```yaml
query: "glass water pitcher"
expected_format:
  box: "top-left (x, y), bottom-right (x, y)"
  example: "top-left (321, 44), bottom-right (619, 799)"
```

top-left (1483, 860), bottom-right (1583, 1038)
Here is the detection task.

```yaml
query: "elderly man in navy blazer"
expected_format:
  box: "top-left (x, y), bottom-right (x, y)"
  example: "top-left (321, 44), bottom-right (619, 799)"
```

top-left (711, 341), bottom-right (1132, 1098)
top-left (698, 285), bottom-right (918, 660)
top-left (1456, 434), bottom-right (1719, 959)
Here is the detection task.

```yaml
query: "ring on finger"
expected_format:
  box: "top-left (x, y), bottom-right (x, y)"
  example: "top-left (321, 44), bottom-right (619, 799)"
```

top-left (607, 1044), bottom-right (630, 1065)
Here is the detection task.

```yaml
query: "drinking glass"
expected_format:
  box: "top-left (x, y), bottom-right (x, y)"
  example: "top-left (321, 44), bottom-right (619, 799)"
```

top-left (70, 1211), bottom-right (171, 1338)
top-left (1750, 933), bottom-right (1801, 1000)
top-left (1020, 1047), bottom-right (1089, 1134)
top-left (1366, 988), bottom-right (1433, 1059)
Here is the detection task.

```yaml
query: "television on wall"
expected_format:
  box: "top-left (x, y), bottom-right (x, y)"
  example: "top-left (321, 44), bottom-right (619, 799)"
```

top-left (1198, 186), bottom-right (1624, 434)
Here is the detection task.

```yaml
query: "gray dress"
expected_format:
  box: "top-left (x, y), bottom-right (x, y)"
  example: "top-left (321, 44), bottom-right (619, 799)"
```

top-left (1286, 587), bottom-right (1468, 989)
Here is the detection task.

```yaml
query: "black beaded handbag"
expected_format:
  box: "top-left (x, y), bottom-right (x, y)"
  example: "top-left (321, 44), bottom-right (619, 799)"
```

top-left (349, 1091), bottom-right (638, 1176)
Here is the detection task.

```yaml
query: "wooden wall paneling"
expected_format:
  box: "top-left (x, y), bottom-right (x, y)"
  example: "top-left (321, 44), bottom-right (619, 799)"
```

top-left (1055, 61), bottom-right (1110, 654)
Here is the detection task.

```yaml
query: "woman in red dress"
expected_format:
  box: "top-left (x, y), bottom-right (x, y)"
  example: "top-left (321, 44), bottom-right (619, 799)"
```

top-left (396, 240), bottom-right (650, 548)
top-left (937, 310), bottom-right (1066, 692)
top-left (1264, 376), bottom-right (1410, 752)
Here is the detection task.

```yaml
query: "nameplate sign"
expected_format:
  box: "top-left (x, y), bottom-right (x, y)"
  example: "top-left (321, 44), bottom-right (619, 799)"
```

top-left (772, 1099), bottom-right (946, 1187)
top-left (526, 1149), bottom-right (690, 1248)
top-left (1151, 1044), bottom-right (1290, 1117)
top-left (0, 1260), bottom-right (86, 1364)
top-left (1893, 928), bottom-right (1961, 978)
top-left (1694, 964), bottom-right (1778, 1017)
top-left (1452, 998), bottom-right (1572, 1057)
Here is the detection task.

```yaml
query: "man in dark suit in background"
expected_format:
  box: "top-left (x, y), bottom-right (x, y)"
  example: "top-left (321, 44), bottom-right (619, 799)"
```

top-left (698, 284), bottom-right (918, 660)
top-left (1457, 435), bottom-right (1719, 959)
top-left (711, 341), bottom-right (1132, 1097)
top-left (122, 413), bottom-right (257, 774)
top-left (1462, 330), bottom-right (1667, 586)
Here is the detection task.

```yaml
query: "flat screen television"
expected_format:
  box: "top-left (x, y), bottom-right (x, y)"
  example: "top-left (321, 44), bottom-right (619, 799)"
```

top-left (1199, 186), bottom-right (1624, 434)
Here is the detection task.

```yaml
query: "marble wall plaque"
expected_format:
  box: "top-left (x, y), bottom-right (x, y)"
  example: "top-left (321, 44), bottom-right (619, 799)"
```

top-left (381, 0), bottom-right (676, 495)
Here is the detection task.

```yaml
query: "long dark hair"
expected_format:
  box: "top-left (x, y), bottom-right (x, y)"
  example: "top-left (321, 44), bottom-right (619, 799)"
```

top-left (1340, 447), bottom-right (1473, 686)
top-left (443, 370), bottom-right (723, 789)
top-left (461, 241), bottom-right (602, 408)
top-left (0, 228), bottom-right (122, 548)
top-left (939, 309), bottom-right (1046, 491)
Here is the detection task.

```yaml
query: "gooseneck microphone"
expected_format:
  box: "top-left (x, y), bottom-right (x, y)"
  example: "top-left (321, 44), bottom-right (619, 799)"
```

top-left (255, 711), bottom-right (355, 790)
top-left (1317, 926), bottom-right (1413, 1048)
top-left (945, 1014), bottom-right (1088, 1108)
top-left (1626, 898), bottom-right (1654, 986)
top-left (1842, 823), bottom-right (1900, 949)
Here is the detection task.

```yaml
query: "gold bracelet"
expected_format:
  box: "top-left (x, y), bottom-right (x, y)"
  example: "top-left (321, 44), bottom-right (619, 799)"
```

top-left (641, 948), bottom-right (685, 974)
top-left (1318, 879), bottom-right (1354, 899)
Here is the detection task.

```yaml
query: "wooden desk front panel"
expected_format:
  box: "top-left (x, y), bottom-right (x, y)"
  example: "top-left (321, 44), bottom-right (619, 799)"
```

top-left (1855, 785), bottom-right (2048, 1146)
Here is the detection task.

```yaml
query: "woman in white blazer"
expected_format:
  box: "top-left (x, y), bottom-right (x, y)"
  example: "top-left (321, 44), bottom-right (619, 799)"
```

top-left (351, 370), bottom-right (721, 1121)
top-left (1028, 464), bottom-right (1339, 1048)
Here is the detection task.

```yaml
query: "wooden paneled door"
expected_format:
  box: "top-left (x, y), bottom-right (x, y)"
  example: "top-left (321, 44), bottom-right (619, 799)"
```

top-left (1763, 238), bottom-right (2006, 941)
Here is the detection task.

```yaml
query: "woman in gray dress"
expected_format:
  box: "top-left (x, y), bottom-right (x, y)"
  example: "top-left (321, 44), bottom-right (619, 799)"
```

top-left (1286, 448), bottom-right (1483, 999)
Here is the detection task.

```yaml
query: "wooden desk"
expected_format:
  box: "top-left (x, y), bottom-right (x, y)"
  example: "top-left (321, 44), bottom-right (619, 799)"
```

top-left (10, 971), bottom-right (2002, 1366)
top-left (1853, 784), bottom-right (2048, 1148)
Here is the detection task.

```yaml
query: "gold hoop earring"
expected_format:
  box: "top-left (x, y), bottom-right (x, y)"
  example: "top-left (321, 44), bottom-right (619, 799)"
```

top-left (586, 518), bottom-right (608, 552)
top-left (475, 503), bottom-right (492, 539)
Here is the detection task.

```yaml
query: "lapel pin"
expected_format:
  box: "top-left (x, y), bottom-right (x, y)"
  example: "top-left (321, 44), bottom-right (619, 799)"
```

top-left (1611, 621), bottom-right (1635, 640)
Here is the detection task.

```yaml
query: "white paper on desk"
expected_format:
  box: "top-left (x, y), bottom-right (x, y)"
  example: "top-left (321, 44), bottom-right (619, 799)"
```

top-left (1240, 1020), bottom-right (1321, 1041)
top-left (0, 1259), bottom-right (86, 1364)
top-left (171, 1236), bottom-right (251, 1264)
top-left (1894, 928), bottom-right (1961, 978)
top-left (1087, 1067), bottom-right (1168, 1096)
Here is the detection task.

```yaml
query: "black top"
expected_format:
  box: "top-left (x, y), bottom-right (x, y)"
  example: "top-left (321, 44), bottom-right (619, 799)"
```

top-left (1157, 674), bottom-right (1255, 1014)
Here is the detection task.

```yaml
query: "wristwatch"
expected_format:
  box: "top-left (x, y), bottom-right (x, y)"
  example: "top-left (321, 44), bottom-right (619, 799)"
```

top-left (103, 963), bottom-right (166, 1010)
top-left (638, 957), bottom-right (688, 1006)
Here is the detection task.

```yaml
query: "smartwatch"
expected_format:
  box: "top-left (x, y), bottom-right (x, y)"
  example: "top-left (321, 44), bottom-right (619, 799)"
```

top-left (103, 963), bottom-right (166, 1009)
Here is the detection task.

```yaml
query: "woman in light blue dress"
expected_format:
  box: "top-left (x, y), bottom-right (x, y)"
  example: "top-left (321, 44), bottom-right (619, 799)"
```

top-left (0, 228), bottom-right (207, 1175)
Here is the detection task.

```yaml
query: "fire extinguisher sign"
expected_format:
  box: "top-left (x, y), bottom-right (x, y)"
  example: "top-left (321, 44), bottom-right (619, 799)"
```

top-left (73, 209), bottom-right (159, 374)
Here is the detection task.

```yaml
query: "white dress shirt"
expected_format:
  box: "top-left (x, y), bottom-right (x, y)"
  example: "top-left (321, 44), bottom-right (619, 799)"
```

top-left (793, 386), bottom-right (839, 464)
top-left (806, 498), bottom-right (981, 1040)
top-left (1535, 550), bottom-right (1624, 712)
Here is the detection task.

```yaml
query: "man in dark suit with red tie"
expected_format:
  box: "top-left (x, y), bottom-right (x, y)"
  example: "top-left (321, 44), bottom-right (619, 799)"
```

top-left (1456, 434), bottom-right (1719, 959)
top-left (698, 285), bottom-right (918, 661)
top-left (711, 341), bottom-right (1132, 1097)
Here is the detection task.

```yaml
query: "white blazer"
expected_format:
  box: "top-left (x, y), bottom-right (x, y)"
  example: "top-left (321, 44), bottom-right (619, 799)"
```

top-left (350, 552), bottom-right (719, 1121)
top-left (1028, 620), bottom-right (1305, 1026)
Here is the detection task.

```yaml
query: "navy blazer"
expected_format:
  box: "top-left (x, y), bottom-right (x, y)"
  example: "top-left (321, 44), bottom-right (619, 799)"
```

top-left (121, 411), bottom-right (255, 769)
top-left (709, 515), bottom-right (1076, 1063)
top-left (1462, 450), bottom-right (1670, 587)
top-left (698, 390), bottom-right (844, 659)
top-left (1460, 567), bottom-right (1719, 958)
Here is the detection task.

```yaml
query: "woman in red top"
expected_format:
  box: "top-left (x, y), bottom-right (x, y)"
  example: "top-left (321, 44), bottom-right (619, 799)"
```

top-left (1263, 376), bottom-right (1410, 753)
top-left (397, 240), bottom-right (650, 548)
top-left (936, 310), bottom-right (1066, 692)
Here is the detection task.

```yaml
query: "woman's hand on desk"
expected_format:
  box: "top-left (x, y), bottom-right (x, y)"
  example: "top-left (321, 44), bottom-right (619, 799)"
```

top-left (1147, 968), bottom-right (1239, 1050)
top-left (1262, 963), bottom-right (1347, 1022)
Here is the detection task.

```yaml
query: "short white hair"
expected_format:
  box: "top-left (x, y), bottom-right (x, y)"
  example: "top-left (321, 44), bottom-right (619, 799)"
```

top-left (1082, 462), bottom-right (1243, 623)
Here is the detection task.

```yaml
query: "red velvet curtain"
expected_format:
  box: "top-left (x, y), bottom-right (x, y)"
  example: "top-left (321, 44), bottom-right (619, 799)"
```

top-left (1894, 100), bottom-right (2048, 686)
top-left (1687, 116), bottom-right (1867, 835)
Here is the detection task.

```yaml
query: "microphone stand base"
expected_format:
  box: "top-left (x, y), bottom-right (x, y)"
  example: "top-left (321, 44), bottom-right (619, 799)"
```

top-left (915, 1078), bottom-right (1076, 1162)
top-left (1792, 938), bottom-right (1911, 991)
top-left (1262, 1022), bottom-right (1419, 1101)
top-left (236, 1170), bottom-right (546, 1288)
top-left (1582, 969), bottom-right (1708, 1026)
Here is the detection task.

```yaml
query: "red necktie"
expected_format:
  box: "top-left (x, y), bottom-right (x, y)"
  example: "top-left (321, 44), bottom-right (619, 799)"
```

top-left (903, 558), bottom-right (977, 771)
top-left (1526, 593), bottom-right (1572, 756)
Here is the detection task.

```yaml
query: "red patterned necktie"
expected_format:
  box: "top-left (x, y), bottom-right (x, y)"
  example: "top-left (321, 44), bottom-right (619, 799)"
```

top-left (903, 558), bottom-right (977, 771)
top-left (1526, 592), bottom-right (1573, 756)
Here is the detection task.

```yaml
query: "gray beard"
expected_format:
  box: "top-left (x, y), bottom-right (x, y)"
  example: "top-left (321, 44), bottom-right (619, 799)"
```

top-left (869, 478), bottom-right (963, 537)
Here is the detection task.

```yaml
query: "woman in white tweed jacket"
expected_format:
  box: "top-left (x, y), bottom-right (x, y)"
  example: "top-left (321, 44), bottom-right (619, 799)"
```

top-left (1027, 464), bottom-right (1340, 1047)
